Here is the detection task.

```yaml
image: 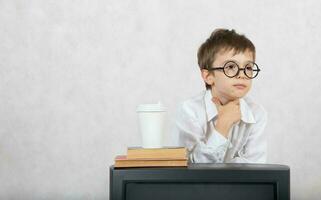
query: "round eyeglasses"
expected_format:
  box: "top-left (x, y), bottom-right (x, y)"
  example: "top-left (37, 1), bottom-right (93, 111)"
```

top-left (207, 61), bottom-right (261, 79)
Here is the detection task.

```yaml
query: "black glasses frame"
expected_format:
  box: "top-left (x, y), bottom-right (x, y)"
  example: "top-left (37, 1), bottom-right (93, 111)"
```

top-left (207, 61), bottom-right (261, 79)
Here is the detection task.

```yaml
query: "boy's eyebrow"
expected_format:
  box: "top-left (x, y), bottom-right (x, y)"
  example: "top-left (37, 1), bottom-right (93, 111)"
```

top-left (222, 59), bottom-right (254, 66)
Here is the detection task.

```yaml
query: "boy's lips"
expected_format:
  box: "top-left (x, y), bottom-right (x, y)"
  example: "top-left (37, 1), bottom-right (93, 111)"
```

top-left (233, 84), bottom-right (246, 89)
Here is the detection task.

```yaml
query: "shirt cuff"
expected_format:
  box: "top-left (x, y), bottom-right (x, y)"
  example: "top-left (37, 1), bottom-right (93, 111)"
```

top-left (206, 128), bottom-right (230, 149)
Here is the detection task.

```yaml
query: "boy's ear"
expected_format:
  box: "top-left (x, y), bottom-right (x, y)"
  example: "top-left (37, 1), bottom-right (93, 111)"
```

top-left (201, 69), bottom-right (215, 86)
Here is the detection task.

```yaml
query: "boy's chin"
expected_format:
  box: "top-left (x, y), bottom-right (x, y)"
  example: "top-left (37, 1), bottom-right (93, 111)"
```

top-left (229, 93), bottom-right (246, 100)
top-left (214, 89), bottom-right (247, 100)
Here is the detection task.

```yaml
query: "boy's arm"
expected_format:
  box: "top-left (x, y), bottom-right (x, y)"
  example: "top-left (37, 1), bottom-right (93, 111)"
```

top-left (174, 103), bottom-right (232, 163)
top-left (227, 108), bottom-right (268, 163)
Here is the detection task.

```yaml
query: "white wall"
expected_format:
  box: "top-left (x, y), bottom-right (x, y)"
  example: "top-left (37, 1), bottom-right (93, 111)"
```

top-left (1, 0), bottom-right (320, 199)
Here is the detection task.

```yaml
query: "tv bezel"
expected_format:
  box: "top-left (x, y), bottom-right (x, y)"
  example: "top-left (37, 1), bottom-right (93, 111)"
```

top-left (110, 163), bottom-right (290, 200)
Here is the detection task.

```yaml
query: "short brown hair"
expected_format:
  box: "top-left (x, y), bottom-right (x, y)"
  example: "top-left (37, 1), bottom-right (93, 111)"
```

top-left (197, 28), bottom-right (256, 90)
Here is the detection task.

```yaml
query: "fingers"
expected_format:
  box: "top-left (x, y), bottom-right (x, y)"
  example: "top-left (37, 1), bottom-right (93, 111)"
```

top-left (233, 98), bottom-right (240, 105)
top-left (212, 93), bottom-right (223, 104)
top-left (212, 96), bottom-right (240, 107)
top-left (212, 97), bottom-right (222, 108)
top-left (227, 98), bottom-right (240, 106)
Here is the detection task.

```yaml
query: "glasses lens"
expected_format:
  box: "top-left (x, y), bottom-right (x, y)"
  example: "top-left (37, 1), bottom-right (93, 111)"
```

top-left (245, 62), bottom-right (259, 78)
top-left (223, 61), bottom-right (239, 77)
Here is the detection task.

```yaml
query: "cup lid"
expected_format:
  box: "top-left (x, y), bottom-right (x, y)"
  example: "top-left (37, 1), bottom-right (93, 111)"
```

top-left (136, 101), bottom-right (166, 112)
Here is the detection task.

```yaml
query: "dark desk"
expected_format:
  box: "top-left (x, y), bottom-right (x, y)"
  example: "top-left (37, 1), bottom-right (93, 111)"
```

top-left (110, 163), bottom-right (290, 200)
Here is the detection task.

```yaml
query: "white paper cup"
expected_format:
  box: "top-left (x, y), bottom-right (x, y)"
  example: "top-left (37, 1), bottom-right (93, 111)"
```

top-left (136, 101), bottom-right (166, 148)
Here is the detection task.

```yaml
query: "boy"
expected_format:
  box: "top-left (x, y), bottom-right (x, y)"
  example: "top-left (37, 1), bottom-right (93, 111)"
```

top-left (173, 28), bottom-right (267, 163)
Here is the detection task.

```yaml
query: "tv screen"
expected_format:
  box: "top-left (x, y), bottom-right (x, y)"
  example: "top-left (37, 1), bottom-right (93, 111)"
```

top-left (110, 163), bottom-right (290, 200)
top-left (126, 182), bottom-right (275, 200)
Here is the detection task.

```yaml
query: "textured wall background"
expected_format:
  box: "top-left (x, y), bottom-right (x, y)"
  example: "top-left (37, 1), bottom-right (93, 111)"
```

top-left (1, 0), bottom-right (321, 199)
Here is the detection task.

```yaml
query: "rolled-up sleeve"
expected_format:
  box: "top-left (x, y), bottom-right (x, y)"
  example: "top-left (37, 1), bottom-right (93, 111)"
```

top-left (173, 103), bottom-right (231, 163)
top-left (227, 107), bottom-right (268, 164)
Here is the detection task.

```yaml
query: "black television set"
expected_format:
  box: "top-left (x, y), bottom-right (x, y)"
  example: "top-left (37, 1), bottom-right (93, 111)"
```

top-left (109, 163), bottom-right (290, 200)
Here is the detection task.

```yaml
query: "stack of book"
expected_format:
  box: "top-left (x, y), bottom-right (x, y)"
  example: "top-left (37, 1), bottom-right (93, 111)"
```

top-left (114, 146), bottom-right (188, 168)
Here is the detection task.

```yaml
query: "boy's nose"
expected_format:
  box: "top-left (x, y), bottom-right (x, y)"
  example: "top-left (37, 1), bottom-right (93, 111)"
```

top-left (237, 69), bottom-right (247, 78)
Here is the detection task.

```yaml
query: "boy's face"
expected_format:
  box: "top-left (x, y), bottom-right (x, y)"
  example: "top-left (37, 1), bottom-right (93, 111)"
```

top-left (202, 49), bottom-right (254, 101)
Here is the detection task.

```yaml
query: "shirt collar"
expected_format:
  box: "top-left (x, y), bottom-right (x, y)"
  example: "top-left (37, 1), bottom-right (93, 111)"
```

top-left (204, 89), bottom-right (256, 124)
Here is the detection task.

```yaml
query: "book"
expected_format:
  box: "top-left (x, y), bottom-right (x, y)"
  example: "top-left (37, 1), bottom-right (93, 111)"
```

top-left (127, 146), bottom-right (187, 160)
top-left (114, 155), bottom-right (188, 168)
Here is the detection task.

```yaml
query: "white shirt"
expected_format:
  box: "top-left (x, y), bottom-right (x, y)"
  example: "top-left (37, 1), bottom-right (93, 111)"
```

top-left (173, 89), bottom-right (268, 164)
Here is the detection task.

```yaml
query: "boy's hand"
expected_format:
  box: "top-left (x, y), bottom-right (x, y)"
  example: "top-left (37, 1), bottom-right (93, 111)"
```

top-left (211, 97), bottom-right (241, 138)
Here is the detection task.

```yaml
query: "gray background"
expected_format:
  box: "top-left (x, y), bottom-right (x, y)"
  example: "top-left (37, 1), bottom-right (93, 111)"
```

top-left (1, 0), bottom-right (320, 199)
